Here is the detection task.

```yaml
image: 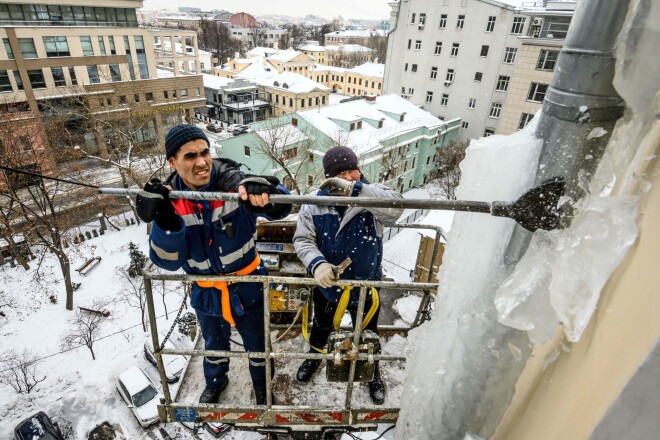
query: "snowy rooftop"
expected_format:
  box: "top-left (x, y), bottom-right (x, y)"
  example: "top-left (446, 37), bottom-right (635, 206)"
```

top-left (247, 46), bottom-right (278, 58)
top-left (313, 64), bottom-right (348, 73)
top-left (235, 64), bottom-right (330, 94)
top-left (202, 73), bottom-right (234, 90)
top-left (255, 124), bottom-right (310, 149)
top-left (298, 94), bottom-right (446, 155)
top-left (325, 44), bottom-right (374, 53)
top-left (267, 49), bottom-right (306, 62)
top-left (349, 62), bottom-right (385, 78)
top-left (300, 44), bottom-right (326, 52)
top-left (325, 29), bottom-right (387, 38)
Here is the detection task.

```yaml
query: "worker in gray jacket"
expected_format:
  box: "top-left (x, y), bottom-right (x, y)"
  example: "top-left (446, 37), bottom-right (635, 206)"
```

top-left (293, 146), bottom-right (403, 404)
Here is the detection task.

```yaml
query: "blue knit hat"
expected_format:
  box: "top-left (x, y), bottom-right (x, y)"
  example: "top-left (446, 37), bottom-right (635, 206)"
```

top-left (165, 124), bottom-right (209, 159)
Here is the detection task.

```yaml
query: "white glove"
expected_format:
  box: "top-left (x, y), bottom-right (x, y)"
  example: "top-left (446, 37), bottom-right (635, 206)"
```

top-left (314, 262), bottom-right (338, 288)
top-left (319, 178), bottom-right (354, 196)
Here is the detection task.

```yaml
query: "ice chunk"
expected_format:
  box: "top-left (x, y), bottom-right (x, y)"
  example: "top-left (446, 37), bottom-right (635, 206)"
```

top-left (587, 127), bottom-right (608, 140)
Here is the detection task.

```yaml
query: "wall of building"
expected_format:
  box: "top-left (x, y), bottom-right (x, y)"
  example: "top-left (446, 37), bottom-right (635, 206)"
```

top-left (498, 40), bottom-right (559, 134)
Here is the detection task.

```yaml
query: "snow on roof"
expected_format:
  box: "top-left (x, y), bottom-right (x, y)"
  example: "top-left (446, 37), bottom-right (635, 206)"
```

top-left (237, 65), bottom-right (330, 94)
top-left (313, 63), bottom-right (348, 73)
top-left (118, 366), bottom-right (152, 394)
top-left (247, 46), bottom-right (277, 57)
top-left (298, 94), bottom-right (445, 155)
top-left (325, 44), bottom-right (374, 53)
top-left (325, 29), bottom-right (387, 38)
top-left (300, 44), bottom-right (326, 52)
top-left (349, 62), bottom-right (385, 78)
top-left (202, 73), bottom-right (234, 89)
top-left (255, 124), bottom-right (310, 149)
top-left (267, 49), bottom-right (305, 62)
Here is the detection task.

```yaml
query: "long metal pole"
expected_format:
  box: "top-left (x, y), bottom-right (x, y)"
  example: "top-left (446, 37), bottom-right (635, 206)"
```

top-left (99, 187), bottom-right (492, 213)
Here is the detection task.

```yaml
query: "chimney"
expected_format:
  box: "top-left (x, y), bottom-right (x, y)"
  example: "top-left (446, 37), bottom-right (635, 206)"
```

top-left (365, 94), bottom-right (377, 103)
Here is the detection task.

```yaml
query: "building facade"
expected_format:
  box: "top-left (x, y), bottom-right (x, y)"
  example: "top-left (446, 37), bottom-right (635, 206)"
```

top-left (383, 0), bottom-right (575, 140)
top-left (0, 0), bottom-right (204, 163)
top-left (312, 63), bottom-right (385, 97)
top-left (203, 74), bottom-right (270, 124)
top-left (215, 94), bottom-right (461, 194)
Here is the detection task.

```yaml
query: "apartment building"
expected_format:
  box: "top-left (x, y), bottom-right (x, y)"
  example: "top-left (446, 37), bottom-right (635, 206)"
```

top-left (202, 74), bottom-right (269, 124)
top-left (0, 0), bottom-right (204, 165)
top-left (383, 0), bottom-right (575, 140)
top-left (216, 94), bottom-right (461, 193)
top-left (325, 43), bottom-right (376, 68)
top-left (312, 62), bottom-right (385, 97)
top-left (324, 29), bottom-right (387, 46)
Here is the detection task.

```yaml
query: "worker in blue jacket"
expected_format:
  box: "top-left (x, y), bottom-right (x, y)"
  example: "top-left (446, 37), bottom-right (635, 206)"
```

top-left (136, 124), bottom-right (290, 405)
top-left (293, 146), bottom-right (403, 404)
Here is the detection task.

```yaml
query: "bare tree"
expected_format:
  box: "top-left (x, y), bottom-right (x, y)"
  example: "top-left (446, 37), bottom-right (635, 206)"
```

top-left (432, 140), bottom-right (468, 200)
top-left (250, 118), bottom-right (327, 195)
top-left (198, 19), bottom-right (242, 64)
top-left (367, 34), bottom-right (388, 63)
top-left (247, 22), bottom-right (269, 49)
top-left (60, 298), bottom-right (112, 360)
top-left (0, 349), bottom-right (46, 394)
top-left (117, 266), bottom-right (147, 331)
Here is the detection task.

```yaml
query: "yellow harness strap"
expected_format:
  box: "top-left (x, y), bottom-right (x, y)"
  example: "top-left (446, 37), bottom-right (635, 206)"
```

top-left (195, 255), bottom-right (261, 327)
top-left (302, 286), bottom-right (380, 354)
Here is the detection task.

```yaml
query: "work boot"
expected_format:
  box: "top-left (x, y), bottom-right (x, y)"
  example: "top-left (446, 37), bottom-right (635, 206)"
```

top-left (199, 379), bottom-right (228, 403)
top-left (296, 358), bottom-right (321, 383)
top-left (254, 387), bottom-right (274, 405)
top-left (368, 364), bottom-right (385, 405)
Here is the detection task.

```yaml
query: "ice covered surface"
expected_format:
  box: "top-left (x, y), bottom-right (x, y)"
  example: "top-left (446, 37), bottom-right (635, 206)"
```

top-left (495, 196), bottom-right (639, 343)
top-left (397, 121), bottom-right (543, 439)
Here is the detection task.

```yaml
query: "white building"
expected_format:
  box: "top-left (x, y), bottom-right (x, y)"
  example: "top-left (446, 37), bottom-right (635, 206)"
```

top-left (383, 0), bottom-right (576, 140)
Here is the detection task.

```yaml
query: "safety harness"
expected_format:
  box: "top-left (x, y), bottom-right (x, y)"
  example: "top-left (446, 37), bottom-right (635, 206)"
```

top-left (302, 286), bottom-right (380, 354)
top-left (195, 254), bottom-right (261, 326)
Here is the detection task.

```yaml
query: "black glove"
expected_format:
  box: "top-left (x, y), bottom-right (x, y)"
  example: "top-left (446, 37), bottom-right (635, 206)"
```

top-left (238, 175), bottom-right (281, 213)
top-left (136, 179), bottom-right (181, 231)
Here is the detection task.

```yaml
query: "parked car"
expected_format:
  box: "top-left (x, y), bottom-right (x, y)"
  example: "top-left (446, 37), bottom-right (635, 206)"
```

top-left (206, 124), bottom-right (223, 133)
top-left (14, 411), bottom-right (64, 440)
top-left (143, 334), bottom-right (188, 383)
top-left (115, 366), bottom-right (162, 428)
top-left (226, 123), bottom-right (239, 133)
top-left (232, 125), bottom-right (252, 136)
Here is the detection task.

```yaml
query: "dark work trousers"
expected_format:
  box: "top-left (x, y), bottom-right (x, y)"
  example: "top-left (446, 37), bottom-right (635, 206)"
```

top-left (308, 287), bottom-right (381, 352)
top-left (196, 306), bottom-right (270, 390)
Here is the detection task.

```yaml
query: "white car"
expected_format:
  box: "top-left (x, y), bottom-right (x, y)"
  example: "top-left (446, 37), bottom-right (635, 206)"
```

top-left (116, 366), bottom-right (163, 428)
top-left (144, 335), bottom-right (188, 383)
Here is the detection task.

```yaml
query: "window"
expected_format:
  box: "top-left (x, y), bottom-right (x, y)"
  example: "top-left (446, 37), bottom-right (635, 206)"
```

top-left (291, 117), bottom-right (298, 126)
top-left (519, 113), bottom-right (534, 130)
top-left (474, 72), bottom-right (483, 82)
top-left (496, 75), bottom-right (510, 92)
top-left (51, 67), bottom-right (66, 86)
top-left (489, 102), bottom-right (502, 118)
top-left (307, 175), bottom-right (314, 186)
top-left (445, 69), bottom-right (454, 83)
top-left (244, 146), bottom-right (251, 157)
top-left (430, 67), bottom-right (438, 79)
top-left (503, 47), bottom-right (517, 64)
top-left (0, 70), bottom-right (12, 92)
top-left (14, 71), bottom-right (23, 90)
top-left (434, 41), bottom-right (442, 55)
top-left (511, 17), bottom-right (526, 34)
top-left (19, 38), bottom-right (37, 58)
top-left (134, 94), bottom-right (139, 103)
top-left (350, 122), bottom-right (355, 131)
top-left (27, 69), bottom-right (46, 89)
top-left (134, 36), bottom-right (148, 79)
top-left (145, 92), bottom-right (154, 101)
top-left (164, 90), bottom-right (169, 99)
top-left (411, 13), bottom-right (416, 24)
top-left (439, 14), bottom-right (447, 28)
top-left (426, 91), bottom-right (433, 103)
top-left (527, 82), bottom-right (548, 102)
top-left (468, 98), bottom-right (476, 109)
top-left (484, 128), bottom-right (495, 137)
top-left (457, 15), bottom-right (465, 29)
top-left (441, 94), bottom-right (449, 106)
top-left (480, 45), bottom-right (489, 57)
top-left (407, 39), bottom-right (412, 50)
top-left (537, 50), bottom-right (559, 71)
top-left (357, 121), bottom-right (363, 129)
top-left (3, 38), bottom-right (14, 59)
top-left (80, 36), bottom-right (94, 56)
top-left (108, 36), bottom-right (116, 55)
top-left (118, 95), bottom-right (127, 104)
top-left (461, 121), bottom-right (469, 129)
top-left (180, 89), bottom-right (188, 97)
top-left (66, 66), bottom-right (77, 86)
top-left (451, 43), bottom-right (459, 57)
top-left (86, 65), bottom-right (99, 84)
top-left (419, 13), bottom-right (426, 25)
top-left (415, 40), bottom-right (421, 50)
top-left (400, 114), bottom-right (405, 122)
top-left (98, 36), bottom-right (106, 55)
top-left (109, 64), bottom-right (121, 82)
top-left (486, 16), bottom-right (496, 32)
top-left (283, 147), bottom-right (297, 159)
top-left (411, 64), bottom-right (418, 72)
top-left (43, 36), bottom-right (70, 57)
top-left (408, 88), bottom-right (414, 96)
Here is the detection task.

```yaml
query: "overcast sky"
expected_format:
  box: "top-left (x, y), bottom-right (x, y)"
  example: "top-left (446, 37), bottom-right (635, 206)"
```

top-left (142, 0), bottom-right (392, 21)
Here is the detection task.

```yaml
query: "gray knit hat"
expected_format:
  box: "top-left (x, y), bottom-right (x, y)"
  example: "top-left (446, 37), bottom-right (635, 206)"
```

top-left (323, 146), bottom-right (359, 178)
top-left (165, 124), bottom-right (209, 159)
